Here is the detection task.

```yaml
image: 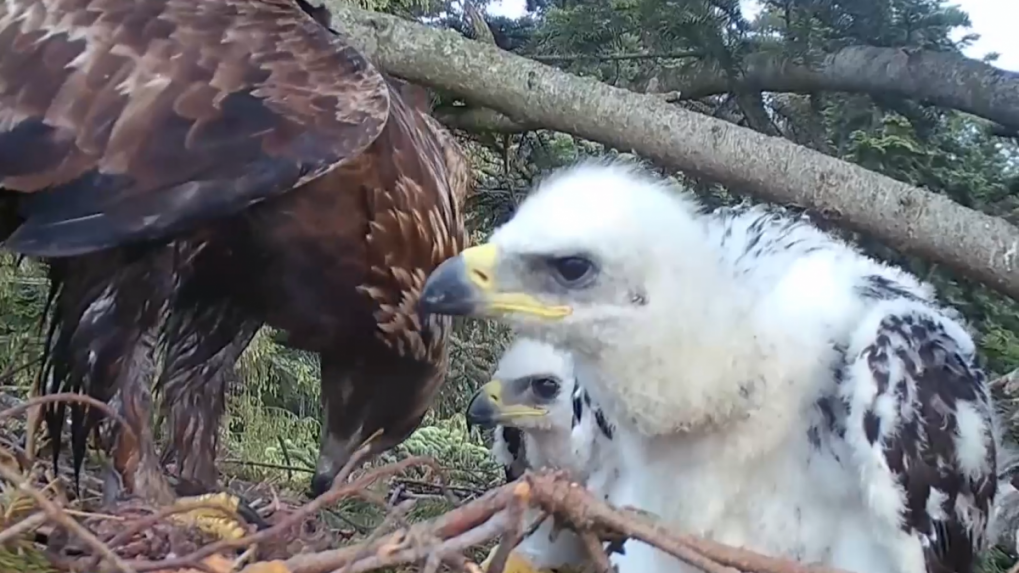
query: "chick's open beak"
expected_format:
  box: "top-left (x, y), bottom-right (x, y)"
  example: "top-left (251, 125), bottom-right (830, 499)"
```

top-left (466, 379), bottom-right (548, 430)
top-left (418, 244), bottom-right (571, 319)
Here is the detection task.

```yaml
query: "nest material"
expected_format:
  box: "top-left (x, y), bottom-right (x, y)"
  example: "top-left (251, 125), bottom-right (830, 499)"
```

top-left (5, 388), bottom-right (1019, 573)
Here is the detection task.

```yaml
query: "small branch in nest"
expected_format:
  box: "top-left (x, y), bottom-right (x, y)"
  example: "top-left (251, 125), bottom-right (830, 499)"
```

top-left (282, 469), bottom-right (854, 573)
top-left (282, 481), bottom-right (523, 573)
top-left (580, 530), bottom-right (612, 573)
top-left (127, 452), bottom-right (438, 572)
top-left (337, 497), bottom-right (418, 571)
top-left (394, 478), bottom-right (486, 497)
top-left (220, 459), bottom-right (315, 474)
top-left (95, 495), bottom-right (250, 558)
top-left (0, 510), bottom-right (47, 545)
top-left (485, 483), bottom-right (530, 573)
top-left (336, 510), bottom-right (510, 573)
top-left (0, 461), bottom-right (136, 573)
top-left (526, 471), bottom-right (849, 573)
top-left (0, 392), bottom-right (137, 446)
top-left (56, 461), bottom-right (863, 573)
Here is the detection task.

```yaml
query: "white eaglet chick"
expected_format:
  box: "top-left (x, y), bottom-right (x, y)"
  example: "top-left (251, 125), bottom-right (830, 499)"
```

top-left (419, 159), bottom-right (1001, 573)
top-left (466, 337), bottom-right (620, 573)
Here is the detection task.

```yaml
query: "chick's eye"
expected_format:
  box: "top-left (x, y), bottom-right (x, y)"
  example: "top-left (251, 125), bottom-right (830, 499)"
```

top-left (530, 377), bottom-right (560, 399)
top-left (550, 256), bottom-right (594, 285)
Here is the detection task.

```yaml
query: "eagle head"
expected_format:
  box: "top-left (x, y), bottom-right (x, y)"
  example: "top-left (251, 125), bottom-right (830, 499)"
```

top-left (418, 159), bottom-right (760, 436)
top-left (310, 354), bottom-right (447, 497)
top-left (466, 337), bottom-right (576, 434)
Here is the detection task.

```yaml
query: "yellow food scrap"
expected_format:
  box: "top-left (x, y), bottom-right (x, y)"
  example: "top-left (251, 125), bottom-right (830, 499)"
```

top-left (165, 493), bottom-right (248, 541)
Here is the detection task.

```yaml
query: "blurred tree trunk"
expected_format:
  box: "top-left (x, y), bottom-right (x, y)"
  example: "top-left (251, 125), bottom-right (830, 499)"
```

top-left (328, 4), bottom-right (1019, 302)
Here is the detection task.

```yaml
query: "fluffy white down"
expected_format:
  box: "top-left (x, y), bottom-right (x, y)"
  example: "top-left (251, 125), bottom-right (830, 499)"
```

top-left (490, 338), bottom-right (579, 472)
top-left (486, 337), bottom-right (621, 569)
top-left (485, 160), bottom-right (999, 573)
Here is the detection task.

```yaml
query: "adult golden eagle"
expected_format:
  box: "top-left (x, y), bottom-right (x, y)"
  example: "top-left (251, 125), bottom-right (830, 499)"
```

top-left (0, 0), bottom-right (470, 509)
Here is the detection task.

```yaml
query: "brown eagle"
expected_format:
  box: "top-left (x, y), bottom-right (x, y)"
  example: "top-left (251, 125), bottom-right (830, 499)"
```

top-left (0, 0), bottom-right (470, 512)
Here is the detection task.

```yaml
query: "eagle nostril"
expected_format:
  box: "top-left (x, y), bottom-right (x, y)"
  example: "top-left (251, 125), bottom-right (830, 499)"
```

top-left (470, 268), bottom-right (491, 287)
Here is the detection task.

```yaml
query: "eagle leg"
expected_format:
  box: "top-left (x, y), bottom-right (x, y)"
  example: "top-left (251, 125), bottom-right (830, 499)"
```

top-left (157, 308), bottom-right (260, 489)
top-left (108, 327), bottom-right (175, 505)
top-left (112, 346), bottom-right (255, 541)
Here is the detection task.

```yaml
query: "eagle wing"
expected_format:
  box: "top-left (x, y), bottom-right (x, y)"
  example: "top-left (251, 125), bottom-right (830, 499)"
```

top-left (842, 295), bottom-right (997, 573)
top-left (354, 86), bottom-right (469, 362)
top-left (0, 0), bottom-right (390, 257)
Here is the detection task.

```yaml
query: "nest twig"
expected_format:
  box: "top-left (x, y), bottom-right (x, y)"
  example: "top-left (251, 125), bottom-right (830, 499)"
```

top-left (2, 392), bottom-right (865, 573)
top-left (261, 470), bottom-right (854, 573)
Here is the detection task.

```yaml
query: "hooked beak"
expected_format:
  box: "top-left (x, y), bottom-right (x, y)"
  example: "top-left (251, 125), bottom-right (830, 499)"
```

top-left (465, 379), bottom-right (548, 430)
top-left (418, 244), bottom-right (572, 319)
top-left (309, 428), bottom-right (385, 498)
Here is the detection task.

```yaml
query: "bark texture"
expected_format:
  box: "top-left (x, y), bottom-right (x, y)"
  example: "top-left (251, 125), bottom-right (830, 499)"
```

top-left (654, 47), bottom-right (1019, 132)
top-left (433, 107), bottom-right (534, 133)
top-left (327, 5), bottom-right (1019, 302)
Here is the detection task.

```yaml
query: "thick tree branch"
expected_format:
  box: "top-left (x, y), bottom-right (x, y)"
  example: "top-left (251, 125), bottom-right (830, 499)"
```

top-left (653, 46), bottom-right (1019, 132)
top-left (532, 51), bottom-right (705, 63)
top-left (433, 106), bottom-right (536, 133)
top-left (327, 5), bottom-right (1019, 302)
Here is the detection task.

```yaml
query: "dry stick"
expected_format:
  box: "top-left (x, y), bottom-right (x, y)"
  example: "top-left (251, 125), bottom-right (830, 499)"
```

top-left (527, 472), bottom-right (849, 573)
top-left (580, 530), bottom-right (613, 573)
top-left (284, 482), bottom-right (521, 573)
top-left (99, 495), bottom-right (255, 554)
top-left (339, 497), bottom-right (418, 571)
top-left (0, 393), bottom-right (137, 444)
top-left (220, 459), bottom-right (315, 474)
top-left (128, 454), bottom-right (436, 572)
top-left (420, 551), bottom-right (443, 573)
top-left (327, 510), bottom-right (512, 573)
top-left (394, 478), bottom-right (485, 497)
top-left (232, 544), bottom-right (260, 572)
top-left (0, 352), bottom-right (43, 386)
top-left (256, 469), bottom-right (855, 573)
top-left (0, 511), bottom-right (47, 545)
top-left (486, 482), bottom-right (530, 573)
top-left (0, 461), bottom-right (136, 573)
top-left (63, 508), bottom-right (125, 521)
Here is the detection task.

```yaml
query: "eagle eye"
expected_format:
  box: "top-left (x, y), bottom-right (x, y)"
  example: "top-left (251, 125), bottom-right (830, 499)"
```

top-left (530, 376), bottom-right (560, 399)
top-left (549, 256), bottom-right (595, 286)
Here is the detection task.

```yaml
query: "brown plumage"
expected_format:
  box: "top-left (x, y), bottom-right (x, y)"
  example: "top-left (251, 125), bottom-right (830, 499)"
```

top-left (0, 0), bottom-right (470, 501)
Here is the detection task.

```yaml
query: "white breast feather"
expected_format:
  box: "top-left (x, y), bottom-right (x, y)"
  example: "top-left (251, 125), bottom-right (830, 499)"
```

top-left (554, 198), bottom-right (996, 573)
top-left (484, 339), bottom-right (622, 570)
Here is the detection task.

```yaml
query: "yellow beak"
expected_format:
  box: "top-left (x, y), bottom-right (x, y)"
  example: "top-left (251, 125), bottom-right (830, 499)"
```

top-left (466, 379), bottom-right (548, 429)
top-left (417, 244), bottom-right (571, 319)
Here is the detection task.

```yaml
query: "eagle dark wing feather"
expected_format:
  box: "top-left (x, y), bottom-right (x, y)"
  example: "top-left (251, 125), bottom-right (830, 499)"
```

top-left (42, 246), bottom-right (175, 490)
top-left (0, 0), bottom-right (390, 257)
top-left (842, 298), bottom-right (997, 573)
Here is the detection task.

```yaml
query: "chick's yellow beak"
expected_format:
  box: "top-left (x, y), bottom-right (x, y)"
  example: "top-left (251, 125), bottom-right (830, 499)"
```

top-left (417, 244), bottom-right (571, 319)
top-left (466, 379), bottom-right (547, 429)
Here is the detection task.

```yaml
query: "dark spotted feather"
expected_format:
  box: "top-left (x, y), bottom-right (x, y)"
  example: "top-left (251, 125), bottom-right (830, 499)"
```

top-left (843, 300), bottom-right (996, 573)
top-left (0, 0), bottom-right (390, 257)
top-left (501, 426), bottom-right (528, 481)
